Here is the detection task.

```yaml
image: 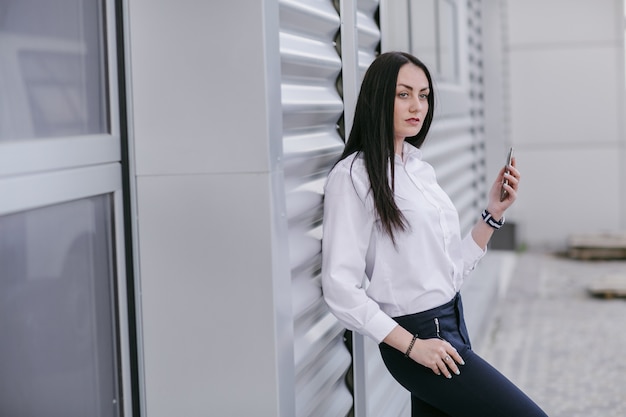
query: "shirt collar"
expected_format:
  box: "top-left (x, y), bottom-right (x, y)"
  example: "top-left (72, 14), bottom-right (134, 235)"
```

top-left (395, 141), bottom-right (423, 163)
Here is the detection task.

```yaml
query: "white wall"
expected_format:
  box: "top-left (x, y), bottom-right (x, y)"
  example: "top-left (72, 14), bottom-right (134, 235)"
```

top-left (125, 1), bottom-right (294, 416)
top-left (503, 0), bottom-right (626, 249)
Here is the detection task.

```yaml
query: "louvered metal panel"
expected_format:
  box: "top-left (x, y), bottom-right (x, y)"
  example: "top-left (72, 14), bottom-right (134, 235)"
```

top-left (425, 119), bottom-right (479, 232)
top-left (425, 122), bottom-right (481, 233)
top-left (467, 0), bottom-right (487, 208)
top-left (364, 332), bottom-right (411, 417)
top-left (356, 0), bottom-right (380, 76)
top-left (279, 1), bottom-right (352, 416)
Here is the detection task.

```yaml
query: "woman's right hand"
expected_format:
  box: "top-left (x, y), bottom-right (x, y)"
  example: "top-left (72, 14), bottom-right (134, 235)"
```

top-left (409, 338), bottom-right (465, 378)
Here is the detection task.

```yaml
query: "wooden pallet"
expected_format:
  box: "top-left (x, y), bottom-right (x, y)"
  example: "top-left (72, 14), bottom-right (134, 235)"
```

top-left (567, 233), bottom-right (626, 260)
top-left (588, 273), bottom-right (626, 299)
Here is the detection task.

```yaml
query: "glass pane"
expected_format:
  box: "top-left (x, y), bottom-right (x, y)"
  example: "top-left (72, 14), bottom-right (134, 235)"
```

top-left (437, 0), bottom-right (458, 82)
top-left (0, 196), bottom-right (119, 417)
top-left (409, 0), bottom-right (438, 72)
top-left (0, 0), bottom-right (109, 141)
top-left (409, 0), bottom-right (459, 82)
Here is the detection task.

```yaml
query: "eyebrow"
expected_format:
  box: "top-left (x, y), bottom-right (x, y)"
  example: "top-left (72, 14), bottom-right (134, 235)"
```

top-left (397, 83), bottom-right (430, 92)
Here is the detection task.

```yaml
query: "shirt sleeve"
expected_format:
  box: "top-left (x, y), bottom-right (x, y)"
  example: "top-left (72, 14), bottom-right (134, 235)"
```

top-left (461, 231), bottom-right (487, 277)
top-left (321, 164), bottom-right (398, 344)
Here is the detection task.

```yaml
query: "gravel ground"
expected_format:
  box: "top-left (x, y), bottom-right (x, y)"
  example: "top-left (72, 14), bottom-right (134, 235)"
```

top-left (478, 252), bottom-right (626, 417)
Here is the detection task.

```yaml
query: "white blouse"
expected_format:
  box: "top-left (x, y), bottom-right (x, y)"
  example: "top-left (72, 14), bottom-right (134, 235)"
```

top-left (321, 142), bottom-right (486, 344)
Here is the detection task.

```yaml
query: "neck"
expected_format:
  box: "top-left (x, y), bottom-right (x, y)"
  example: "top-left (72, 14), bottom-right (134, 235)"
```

top-left (394, 138), bottom-right (405, 156)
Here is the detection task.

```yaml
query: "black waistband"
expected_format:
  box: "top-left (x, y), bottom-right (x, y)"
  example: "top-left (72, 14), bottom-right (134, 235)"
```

top-left (392, 293), bottom-right (461, 325)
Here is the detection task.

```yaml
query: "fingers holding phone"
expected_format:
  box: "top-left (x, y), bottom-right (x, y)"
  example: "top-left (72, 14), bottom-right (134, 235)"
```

top-left (488, 148), bottom-right (520, 213)
top-left (499, 148), bottom-right (521, 205)
top-left (499, 148), bottom-right (514, 201)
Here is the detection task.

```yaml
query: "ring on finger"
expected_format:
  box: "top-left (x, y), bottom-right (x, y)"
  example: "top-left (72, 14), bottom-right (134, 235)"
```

top-left (444, 356), bottom-right (451, 361)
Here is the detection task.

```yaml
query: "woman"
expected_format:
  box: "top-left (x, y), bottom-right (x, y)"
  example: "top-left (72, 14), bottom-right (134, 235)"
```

top-left (321, 52), bottom-right (548, 416)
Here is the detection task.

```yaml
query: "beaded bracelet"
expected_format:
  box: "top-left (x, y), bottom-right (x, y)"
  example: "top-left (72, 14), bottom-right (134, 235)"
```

top-left (482, 209), bottom-right (505, 230)
top-left (405, 334), bottom-right (419, 358)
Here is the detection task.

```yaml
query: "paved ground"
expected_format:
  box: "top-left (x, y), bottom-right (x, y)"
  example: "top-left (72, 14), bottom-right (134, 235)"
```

top-left (477, 251), bottom-right (626, 417)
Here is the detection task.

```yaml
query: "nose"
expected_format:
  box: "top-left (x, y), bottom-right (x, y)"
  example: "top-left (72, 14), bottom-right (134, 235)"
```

top-left (410, 98), bottom-right (423, 113)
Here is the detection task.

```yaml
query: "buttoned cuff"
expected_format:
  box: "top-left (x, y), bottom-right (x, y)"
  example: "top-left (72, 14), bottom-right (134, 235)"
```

top-left (363, 310), bottom-right (400, 344)
top-left (462, 232), bottom-right (487, 274)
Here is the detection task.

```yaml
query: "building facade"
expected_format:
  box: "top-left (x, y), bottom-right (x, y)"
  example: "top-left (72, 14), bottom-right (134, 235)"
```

top-left (1, 0), bottom-right (624, 416)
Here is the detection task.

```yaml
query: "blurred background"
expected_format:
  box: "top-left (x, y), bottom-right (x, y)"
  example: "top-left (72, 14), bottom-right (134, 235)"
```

top-left (1, 0), bottom-right (625, 416)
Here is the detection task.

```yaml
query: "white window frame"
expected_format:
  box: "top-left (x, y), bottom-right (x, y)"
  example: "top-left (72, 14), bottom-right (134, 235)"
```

top-left (0, 1), bottom-right (132, 415)
top-left (381, 0), bottom-right (470, 117)
top-left (0, 1), bottom-right (121, 176)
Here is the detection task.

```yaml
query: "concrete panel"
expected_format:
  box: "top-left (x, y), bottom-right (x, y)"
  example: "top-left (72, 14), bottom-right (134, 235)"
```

top-left (136, 173), bottom-right (284, 417)
top-left (509, 46), bottom-right (621, 147)
top-left (508, 0), bottom-right (621, 45)
top-left (128, 0), bottom-right (274, 176)
top-left (511, 146), bottom-right (621, 250)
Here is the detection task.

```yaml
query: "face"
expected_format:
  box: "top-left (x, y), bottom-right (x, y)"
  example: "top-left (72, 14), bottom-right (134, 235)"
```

top-left (393, 63), bottom-right (430, 144)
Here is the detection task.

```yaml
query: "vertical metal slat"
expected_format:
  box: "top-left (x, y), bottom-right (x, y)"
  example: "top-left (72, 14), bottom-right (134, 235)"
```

top-left (279, 1), bottom-right (352, 416)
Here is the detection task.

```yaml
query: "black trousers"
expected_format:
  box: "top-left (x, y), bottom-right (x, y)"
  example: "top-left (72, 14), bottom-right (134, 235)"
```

top-left (379, 294), bottom-right (549, 417)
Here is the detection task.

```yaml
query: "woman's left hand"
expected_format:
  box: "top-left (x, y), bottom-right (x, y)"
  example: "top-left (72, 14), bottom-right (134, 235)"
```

top-left (486, 157), bottom-right (520, 219)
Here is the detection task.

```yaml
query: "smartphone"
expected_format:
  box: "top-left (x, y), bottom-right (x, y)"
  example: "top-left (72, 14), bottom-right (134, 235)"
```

top-left (499, 147), bottom-right (514, 202)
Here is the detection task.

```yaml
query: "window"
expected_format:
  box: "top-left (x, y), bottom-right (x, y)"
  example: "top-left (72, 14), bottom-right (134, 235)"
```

top-left (0, 196), bottom-right (120, 416)
top-left (409, 0), bottom-right (459, 83)
top-left (0, 0), bottom-right (129, 415)
top-left (0, 0), bottom-right (109, 141)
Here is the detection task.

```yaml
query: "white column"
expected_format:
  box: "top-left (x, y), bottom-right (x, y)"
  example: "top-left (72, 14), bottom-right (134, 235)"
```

top-left (124, 1), bottom-right (294, 415)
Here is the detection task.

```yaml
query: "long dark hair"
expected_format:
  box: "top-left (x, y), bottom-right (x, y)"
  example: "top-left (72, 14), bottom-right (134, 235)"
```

top-left (338, 52), bottom-right (435, 242)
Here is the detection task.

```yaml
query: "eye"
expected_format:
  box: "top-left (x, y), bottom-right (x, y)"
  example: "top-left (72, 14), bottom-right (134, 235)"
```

top-left (398, 92), bottom-right (409, 98)
top-left (419, 93), bottom-right (429, 100)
